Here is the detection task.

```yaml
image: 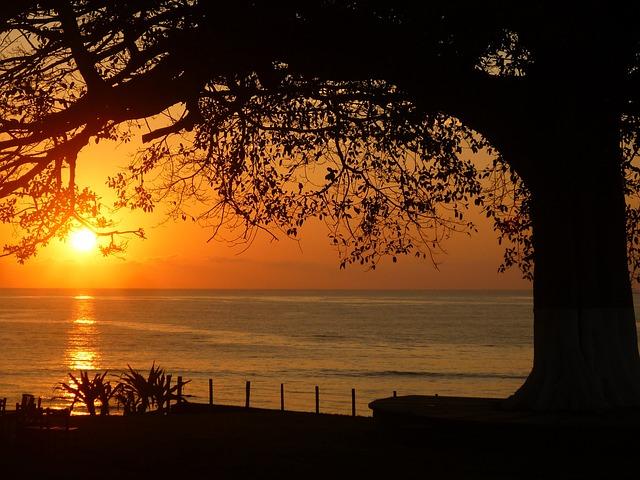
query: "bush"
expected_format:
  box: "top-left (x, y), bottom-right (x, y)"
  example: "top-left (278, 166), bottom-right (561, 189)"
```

top-left (58, 370), bottom-right (120, 416)
top-left (58, 364), bottom-right (190, 415)
top-left (116, 363), bottom-right (190, 415)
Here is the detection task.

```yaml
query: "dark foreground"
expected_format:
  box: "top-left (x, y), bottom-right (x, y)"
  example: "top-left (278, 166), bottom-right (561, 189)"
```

top-left (1, 403), bottom-right (639, 479)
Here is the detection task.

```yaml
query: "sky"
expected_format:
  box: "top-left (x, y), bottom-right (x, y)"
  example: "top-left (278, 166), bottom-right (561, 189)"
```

top-left (0, 138), bottom-right (531, 290)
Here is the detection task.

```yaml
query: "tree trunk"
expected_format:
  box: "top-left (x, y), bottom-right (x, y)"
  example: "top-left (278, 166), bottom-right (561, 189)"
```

top-left (506, 103), bottom-right (640, 411)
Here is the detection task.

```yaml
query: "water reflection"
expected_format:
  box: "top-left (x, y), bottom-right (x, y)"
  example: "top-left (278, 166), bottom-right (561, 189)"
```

top-left (73, 295), bottom-right (94, 301)
top-left (65, 295), bottom-right (101, 371)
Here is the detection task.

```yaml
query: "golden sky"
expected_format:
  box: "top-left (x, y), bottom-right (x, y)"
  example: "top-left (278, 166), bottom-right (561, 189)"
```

top-left (0, 139), bottom-right (530, 290)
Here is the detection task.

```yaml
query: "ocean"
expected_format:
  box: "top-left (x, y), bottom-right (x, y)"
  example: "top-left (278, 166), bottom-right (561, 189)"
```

top-left (1, 289), bottom-right (634, 416)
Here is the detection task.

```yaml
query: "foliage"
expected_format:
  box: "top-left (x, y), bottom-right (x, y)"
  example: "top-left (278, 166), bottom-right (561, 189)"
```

top-left (116, 363), bottom-right (189, 415)
top-left (479, 158), bottom-right (533, 281)
top-left (0, 2), bottom-right (639, 282)
top-left (58, 365), bottom-right (189, 415)
top-left (58, 370), bottom-right (119, 416)
top-left (622, 114), bottom-right (640, 282)
top-left (118, 80), bottom-right (488, 269)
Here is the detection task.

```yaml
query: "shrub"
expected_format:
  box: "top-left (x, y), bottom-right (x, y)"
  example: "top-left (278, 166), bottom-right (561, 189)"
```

top-left (116, 363), bottom-right (190, 415)
top-left (58, 370), bottom-right (120, 416)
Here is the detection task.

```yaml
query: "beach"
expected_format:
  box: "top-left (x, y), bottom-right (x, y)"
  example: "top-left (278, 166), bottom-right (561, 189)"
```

top-left (2, 403), bottom-right (639, 479)
top-left (2, 289), bottom-right (639, 479)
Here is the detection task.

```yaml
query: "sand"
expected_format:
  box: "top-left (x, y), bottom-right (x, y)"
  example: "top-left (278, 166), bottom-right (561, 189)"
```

top-left (1, 404), bottom-right (638, 479)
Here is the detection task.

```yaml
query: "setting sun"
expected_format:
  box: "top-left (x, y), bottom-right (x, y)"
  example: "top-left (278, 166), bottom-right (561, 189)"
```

top-left (69, 228), bottom-right (97, 252)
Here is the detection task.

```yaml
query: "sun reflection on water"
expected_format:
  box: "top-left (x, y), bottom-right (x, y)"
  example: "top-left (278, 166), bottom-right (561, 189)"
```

top-left (74, 318), bottom-right (95, 325)
top-left (65, 295), bottom-right (101, 371)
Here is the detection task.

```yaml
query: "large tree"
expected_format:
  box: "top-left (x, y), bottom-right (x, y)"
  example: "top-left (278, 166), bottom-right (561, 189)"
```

top-left (1, 1), bottom-right (640, 411)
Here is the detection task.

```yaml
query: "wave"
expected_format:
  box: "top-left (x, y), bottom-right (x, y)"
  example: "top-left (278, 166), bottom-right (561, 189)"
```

top-left (316, 369), bottom-right (527, 380)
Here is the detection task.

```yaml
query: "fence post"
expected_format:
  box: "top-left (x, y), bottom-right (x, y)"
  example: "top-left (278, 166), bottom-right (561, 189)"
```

top-left (209, 378), bottom-right (214, 406)
top-left (393, 390), bottom-right (397, 398)
top-left (245, 381), bottom-right (251, 408)
top-left (280, 383), bottom-right (285, 411)
top-left (315, 386), bottom-right (319, 414)
top-left (351, 388), bottom-right (356, 417)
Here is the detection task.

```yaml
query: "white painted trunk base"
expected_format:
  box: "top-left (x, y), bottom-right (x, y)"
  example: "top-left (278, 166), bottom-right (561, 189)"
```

top-left (506, 307), bottom-right (640, 411)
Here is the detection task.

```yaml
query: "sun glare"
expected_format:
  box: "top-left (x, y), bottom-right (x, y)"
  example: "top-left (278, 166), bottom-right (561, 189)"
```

top-left (69, 228), bottom-right (97, 252)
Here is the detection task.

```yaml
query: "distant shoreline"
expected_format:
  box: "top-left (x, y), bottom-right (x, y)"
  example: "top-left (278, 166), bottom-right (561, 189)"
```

top-left (7, 286), bottom-right (640, 295)
top-left (0, 286), bottom-right (640, 295)
top-left (0, 287), bottom-right (535, 292)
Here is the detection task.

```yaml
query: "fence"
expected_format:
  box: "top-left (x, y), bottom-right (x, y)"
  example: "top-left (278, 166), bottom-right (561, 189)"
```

top-left (179, 377), bottom-right (401, 417)
top-left (2, 378), bottom-right (405, 417)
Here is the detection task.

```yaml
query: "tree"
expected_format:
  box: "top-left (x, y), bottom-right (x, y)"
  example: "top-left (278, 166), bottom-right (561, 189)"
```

top-left (1, 1), bottom-right (639, 411)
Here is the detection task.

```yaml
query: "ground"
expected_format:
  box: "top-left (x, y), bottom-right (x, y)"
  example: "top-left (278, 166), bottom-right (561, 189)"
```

top-left (1, 404), bottom-right (639, 479)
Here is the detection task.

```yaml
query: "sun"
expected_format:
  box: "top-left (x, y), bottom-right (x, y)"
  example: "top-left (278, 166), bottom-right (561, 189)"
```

top-left (69, 228), bottom-right (97, 252)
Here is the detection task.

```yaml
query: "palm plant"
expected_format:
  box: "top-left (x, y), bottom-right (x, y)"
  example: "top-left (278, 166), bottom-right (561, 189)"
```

top-left (117, 363), bottom-right (189, 415)
top-left (59, 371), bottom-right (120, 416)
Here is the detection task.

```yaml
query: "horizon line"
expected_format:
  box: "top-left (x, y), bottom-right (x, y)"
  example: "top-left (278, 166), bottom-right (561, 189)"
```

top-left (0, 286), bottom-right (534, 291)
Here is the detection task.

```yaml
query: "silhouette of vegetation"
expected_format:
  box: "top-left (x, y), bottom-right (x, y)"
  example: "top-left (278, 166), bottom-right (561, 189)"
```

top-left (117, 363), bottom-right (189, 415)
top-left (58, 365), bottom-right (189, 415)
top-left (58, 370), bottom-right (119, 416)
top-left (2, 2), bottom-right (640, 411)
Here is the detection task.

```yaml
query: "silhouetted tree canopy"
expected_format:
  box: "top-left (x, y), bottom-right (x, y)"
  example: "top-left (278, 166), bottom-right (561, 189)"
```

top-left (0, 0), bottom-right (634, 278)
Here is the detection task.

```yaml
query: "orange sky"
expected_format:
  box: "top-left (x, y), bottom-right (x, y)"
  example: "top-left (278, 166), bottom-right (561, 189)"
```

top-left (0, 138), bottom-right (531, 290)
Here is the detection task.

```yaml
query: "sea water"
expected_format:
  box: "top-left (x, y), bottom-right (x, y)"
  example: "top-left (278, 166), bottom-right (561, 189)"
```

top-left (0, 289), bottom-right (636, 415)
